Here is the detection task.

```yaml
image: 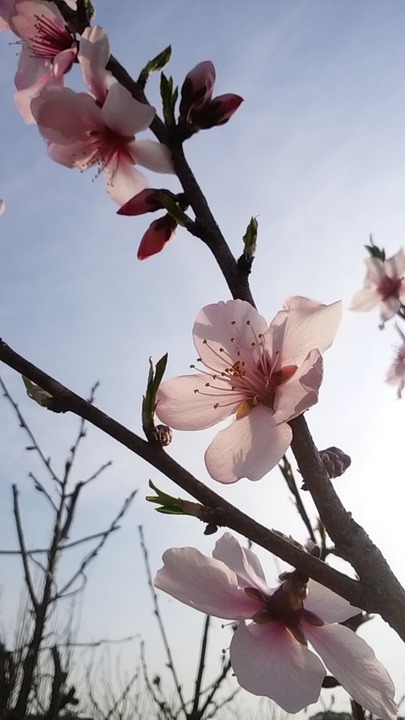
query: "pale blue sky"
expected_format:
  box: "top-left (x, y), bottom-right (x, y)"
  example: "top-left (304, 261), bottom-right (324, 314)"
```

top-left (1, 0), bottom-right (405, 716)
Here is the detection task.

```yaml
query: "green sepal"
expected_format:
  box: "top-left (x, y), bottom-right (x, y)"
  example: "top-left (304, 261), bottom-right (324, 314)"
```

top-left (158, 193), bottom-right (189, 227)
top-left (146, 480), bottom-right (189, 515)
top-left (138, 46), bottom-right (172, 88)
top-left (142, 353), bottom-right (168, 430)
top-left (365, 235), bottom-right (385, 262)
top-left (242, 217), bottom-right (258, 259)
top-left (160, 73), bottom-right (178, 127)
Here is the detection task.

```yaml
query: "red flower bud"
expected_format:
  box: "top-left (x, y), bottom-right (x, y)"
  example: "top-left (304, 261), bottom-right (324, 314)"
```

top-left (179, 61), bottom-right (216, 123)
top-left (117, 189), bottom-right (175, 216)
top-left (137, 215), bottom-right (177, 260)
top-left (193, 93), bottom-right (244, 129)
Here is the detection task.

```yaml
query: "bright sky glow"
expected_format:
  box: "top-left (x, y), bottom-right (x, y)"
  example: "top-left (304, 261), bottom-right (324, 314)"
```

top-left (1, 0), bottom-right (405, 716)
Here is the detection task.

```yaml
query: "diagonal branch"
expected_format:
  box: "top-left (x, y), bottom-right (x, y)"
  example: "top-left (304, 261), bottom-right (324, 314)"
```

top-left (0, 341), bottom-right (384, 619)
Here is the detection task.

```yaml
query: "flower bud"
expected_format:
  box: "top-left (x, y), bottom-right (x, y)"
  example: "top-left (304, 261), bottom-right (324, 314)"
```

top-left (137, 215), bottom-right (177, 260)
top-left (319, 446), bottom-right (351, 478)
top-left (179, 61), bottom-right (216, 123)
top-left (117, 188), bottom-right (175, 216)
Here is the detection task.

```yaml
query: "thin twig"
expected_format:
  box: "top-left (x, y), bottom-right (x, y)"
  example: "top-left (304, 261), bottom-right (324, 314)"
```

top-left (12, 484), bottom-right (38, 613)
top-left (138, 525), bottom-right (187, 715)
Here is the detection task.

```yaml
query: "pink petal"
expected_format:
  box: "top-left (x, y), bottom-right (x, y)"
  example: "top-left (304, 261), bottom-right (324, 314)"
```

top-left (204, 405), bottom-right (292, 483)
top-left (304, 624), bottom-right (397, 720)
top-left (385, 248), bottom-right (405, 277)
top-left (230, 621), bottom-right (325, 712)
top-left (304, 580), bottom-right (361, 623)
top-left (53, 47), bottom-right (76, 78)
top-left (31, 87), bottom-right (102, 143)
top-left (103, 155), bottom-right (149, 205)
top-left (15, 68), bottom-right (59, 124)
top-left (14, 44), bottom-right (50, 89)
top-left (380, 296), bottom-right (401, 322)
top-left (129, 139), bottom-right (174, 174)
top-left (78, 25), bottom-right (111, 102)
top-left (154, 547), bottom-right (261, 619)
top-left (350, 286), bottom-right (379, 311)
top-left (9, 0), bottom-right (65, 42)
top-left (101, 83), bottom-right (155, 136)
top-left (0, 199), bottom-right (6, 215)
top-left (212, 533), bottom-right (270, 593)
top-left (272, 349), bottom-right (323, 423)
top-left (271, 298), bottom-right (342, 365)
top-left (193, 300), bottom-right (268, 374)
top-left (156, 373), bottom-right (242, 431)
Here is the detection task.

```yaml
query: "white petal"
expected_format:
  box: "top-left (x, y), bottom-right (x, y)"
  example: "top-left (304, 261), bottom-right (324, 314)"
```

top-left (130, 139), bottom-right (174, 173)
top-left (193, 300), bottom-right (268, 374)
top-left (304, 623), bottom-right (397, 720)
top-left (230, 621), bottom-right (325, 712)
top-left (154, 547), bottom-right (261, 619)
top-left (103, 156), bottom-right (148, 205)
top-left (350, 287), bottom-right (379, 311)
top-left (204, 405), bottom-right (292, 483)
top-left (272, 349), bottom-right (323, 423)
top-left (102, 82), bottom-right (155, 136)
top-left (304, 579), bottom-right (361, 623)
top-left (156, 373), bottom-right (242, 430)
top-left (212, 533), bottom-right (270, 592)
top-left (272, 299), bottom-right (342, 365)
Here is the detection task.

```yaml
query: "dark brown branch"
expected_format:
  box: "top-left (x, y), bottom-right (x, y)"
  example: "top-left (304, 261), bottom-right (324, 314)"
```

top-left (290, 414), bottom-right (405, 639)
top-left (0, 342), bottom-right (367, 607)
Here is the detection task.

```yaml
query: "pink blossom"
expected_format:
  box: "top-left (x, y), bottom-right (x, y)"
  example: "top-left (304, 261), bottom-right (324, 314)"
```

top-left (156, 297), bottom-right (341, 483)
top-left (386, 324), bottom-right (405, 398)
top-left (0, 199), bottom-right (6, 215)
top-left (2, 0), bottom-right (77, 122)
top-left (155, 533), bottom-right (396, 718)
top-left (179, 60), bottom-right (243, 132)
top-left (31, 84), bottom-right (174, 204)
top-left (351, 249), bottom-right (405, 324)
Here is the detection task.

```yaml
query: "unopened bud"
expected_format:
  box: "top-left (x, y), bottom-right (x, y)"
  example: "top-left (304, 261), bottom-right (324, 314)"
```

top-left (319, 446), bottom-right (351, 478)
top-left (154, 424), bottom-right (173, 447)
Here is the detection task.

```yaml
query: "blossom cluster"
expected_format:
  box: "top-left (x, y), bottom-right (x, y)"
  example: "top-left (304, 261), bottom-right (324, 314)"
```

top-left (0, 1), bottom-right (242, 257)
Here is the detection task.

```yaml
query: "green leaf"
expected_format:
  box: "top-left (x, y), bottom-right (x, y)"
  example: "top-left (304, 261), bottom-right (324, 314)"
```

top-left (160, 73), bottom-right (178, 126)
top-left (142, 354), bottom-right (168, 430)
top-left (365, 235), bottom-right (385, 261)
top-left (140, 46), bottom-right (172, 81)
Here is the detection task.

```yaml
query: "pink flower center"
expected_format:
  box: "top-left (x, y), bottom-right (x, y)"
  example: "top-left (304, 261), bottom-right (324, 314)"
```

top-left (245, 577), bottom-right (323, 645)
top-left (191, 317), bottom-right (297, 416)
top-left (83, 127), bottom-right (134, 175)
top-left (29, 12), bottom-right (74, 59)
top-left (377, 274), bottom-right (402, 301)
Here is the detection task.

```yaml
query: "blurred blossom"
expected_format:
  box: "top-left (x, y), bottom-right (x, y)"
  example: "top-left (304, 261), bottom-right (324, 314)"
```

top-left (351, 248), bottom-right (405, 325)
top-left (386, 324), bottom-right (405, 398)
